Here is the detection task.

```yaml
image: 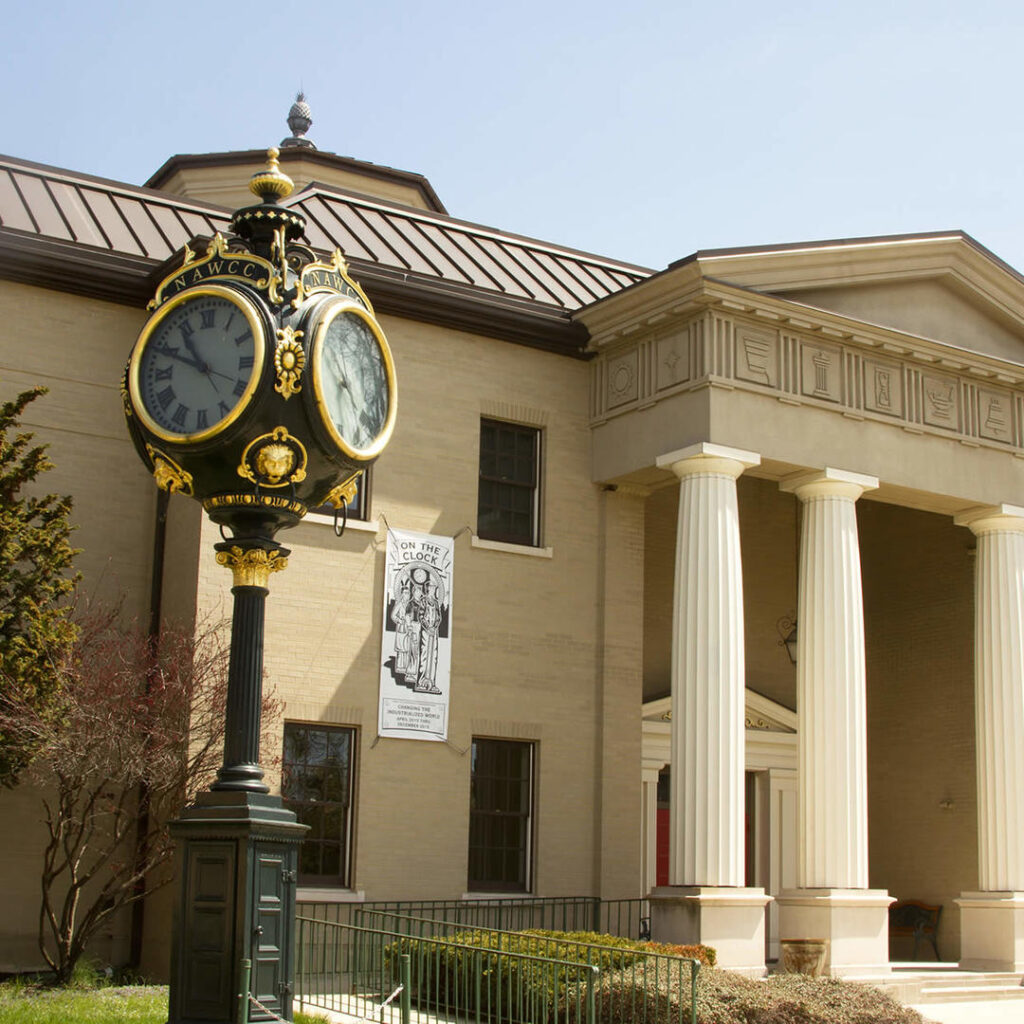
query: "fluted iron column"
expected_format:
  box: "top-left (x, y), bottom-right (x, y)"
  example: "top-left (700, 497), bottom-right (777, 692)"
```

top-left (211, 540), bottom-right (289, 792)
top-left (776, 468), bottom-right (892, 977)
top-left (649, 443), bottom-right (770, 975)
top-left (955, 504), bottom-right (1024, 971)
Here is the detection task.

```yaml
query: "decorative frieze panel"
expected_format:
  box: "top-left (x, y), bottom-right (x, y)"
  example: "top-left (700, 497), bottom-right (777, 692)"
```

top-left (590, 308), bottom-right (1023, 453)
top-left (921, 372), bottom-right (960, 431)
top-left (862, 358), bottom-right (903, 418)
top-left (656, 327), bottom-right (692, 391)
top-left (801, 344), bottom-right (842, 403)
top-left (736, 326), bottom-right (778, 387)
top-left (606, 349), bottom-right (639, 409)
top-left (977, 386), bottom-right (1013, 444)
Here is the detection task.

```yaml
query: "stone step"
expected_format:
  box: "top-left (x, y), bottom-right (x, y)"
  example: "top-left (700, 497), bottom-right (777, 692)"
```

top-left (858, 970), bottom-right (1024, 1006)
top-left (922, 974), bottom-right (1024, 988)
top-left (918, 985), bottom-right (1024, 1003)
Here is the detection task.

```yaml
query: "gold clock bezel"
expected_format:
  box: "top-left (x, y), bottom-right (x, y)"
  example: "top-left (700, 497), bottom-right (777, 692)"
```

top-left (128, 284), bottom-right (268, 445)
top-left (309, 297), bottom-right (398, 461)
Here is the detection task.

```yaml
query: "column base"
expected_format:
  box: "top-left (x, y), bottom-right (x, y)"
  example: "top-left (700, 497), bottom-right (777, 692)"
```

top-left (956, 892), bottom-right (1024, 971)
top-left (775, 889), bottom-right (893, 977)
top-left (650, 886), bottom-right (771, 976)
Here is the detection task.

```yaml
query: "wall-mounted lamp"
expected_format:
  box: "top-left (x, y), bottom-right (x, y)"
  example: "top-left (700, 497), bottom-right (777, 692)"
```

top-left (777, 615), bottom-right (798, 665)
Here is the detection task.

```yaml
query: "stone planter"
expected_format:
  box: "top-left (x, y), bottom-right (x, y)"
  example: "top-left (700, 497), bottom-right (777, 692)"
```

top-left (780, 938), bottom-right (829, 976)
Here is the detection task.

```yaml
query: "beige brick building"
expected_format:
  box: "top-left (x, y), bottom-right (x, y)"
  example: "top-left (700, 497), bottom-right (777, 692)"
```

top-left (2, 114), bottom-right (1024, 978)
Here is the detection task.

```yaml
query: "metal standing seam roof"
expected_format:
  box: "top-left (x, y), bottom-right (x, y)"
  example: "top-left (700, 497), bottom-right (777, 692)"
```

top-left (289, 185), bottom-right (651, 310)
top-left (0, 156), bottom-right (230, 261)
top-left (0, 154), bottom-right (652, 314)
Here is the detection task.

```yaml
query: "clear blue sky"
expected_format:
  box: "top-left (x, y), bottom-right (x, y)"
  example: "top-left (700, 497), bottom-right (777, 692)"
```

top-left (4, 0), bottom-right (1023, 273)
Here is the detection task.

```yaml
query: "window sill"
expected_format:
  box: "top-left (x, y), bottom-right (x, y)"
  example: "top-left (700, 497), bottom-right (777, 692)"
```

top-left (471, 536), bottom-right (553, 559)
top-left (461, 891), bottom-right (533, 900)
top-left (297, 887), bottom-right (366, 902)
top-left (304, 512), bottom-right (380, 535)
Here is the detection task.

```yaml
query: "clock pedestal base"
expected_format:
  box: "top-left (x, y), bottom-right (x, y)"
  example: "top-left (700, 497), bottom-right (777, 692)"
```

top-left (167, 792), bottom-right (306, 1024)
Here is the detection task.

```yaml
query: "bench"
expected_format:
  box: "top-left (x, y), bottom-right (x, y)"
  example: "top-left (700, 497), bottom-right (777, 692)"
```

top-left (889, 900), bottom-right (942, 961)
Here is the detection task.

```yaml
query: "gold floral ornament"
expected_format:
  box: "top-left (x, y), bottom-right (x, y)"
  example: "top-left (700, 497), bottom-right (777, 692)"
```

top-left (237, 426), bottom-right (307, 487)
top-left (274, 327), bottom-right (305, 399)
top-left (215, 546), bottom-right (288, 588)
top-left (322, 473), bottom-right (361, 509)
top-left (145, 444), bottom-right (193, 495)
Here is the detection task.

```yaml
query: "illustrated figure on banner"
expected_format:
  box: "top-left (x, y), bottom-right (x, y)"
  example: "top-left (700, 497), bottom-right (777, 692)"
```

top-left (391, 563), bottom-right (445, 693)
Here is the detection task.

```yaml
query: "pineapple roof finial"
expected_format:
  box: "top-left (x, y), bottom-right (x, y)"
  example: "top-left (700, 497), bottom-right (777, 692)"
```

top-left (281, 92), bottom-right (315, 150)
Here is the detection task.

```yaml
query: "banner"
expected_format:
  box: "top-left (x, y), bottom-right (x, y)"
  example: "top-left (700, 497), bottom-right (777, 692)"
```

top-left (378, 528), bottom-right (454, 741)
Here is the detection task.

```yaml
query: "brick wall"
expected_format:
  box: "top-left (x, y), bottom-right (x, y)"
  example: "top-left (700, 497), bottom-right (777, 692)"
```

top-left (860, 499), bottom-right (977, 961)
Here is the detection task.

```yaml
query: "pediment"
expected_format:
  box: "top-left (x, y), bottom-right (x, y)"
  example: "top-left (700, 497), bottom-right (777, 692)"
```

top-left (693, 232), bottom-right (1024, 366)
top-left (772, 278), bottom-right (1024, 364)
top-left (643, 691), bottom-right (796, 734)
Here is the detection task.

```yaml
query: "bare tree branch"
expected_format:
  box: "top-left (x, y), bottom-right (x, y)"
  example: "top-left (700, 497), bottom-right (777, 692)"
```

top-left (0, 599), bottom-right (281, 983)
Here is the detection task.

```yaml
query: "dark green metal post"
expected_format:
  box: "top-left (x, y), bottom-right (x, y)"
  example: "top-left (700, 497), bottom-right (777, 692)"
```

top-left (400, 953), bottom-right (411, 1024)
top-left (167, 537), bottom-right (306, 1024)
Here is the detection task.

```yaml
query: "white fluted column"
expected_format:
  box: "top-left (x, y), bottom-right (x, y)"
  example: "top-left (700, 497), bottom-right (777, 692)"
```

top-left (649, 442), bottom-right (769, 975)
top-left (642, 766), bottom-right (660, 897)
top-left (955, 504), bottom-right (1024, 972)
top-left (790, 469), bottom-right (876, 887)
top-left (776, 468), bottom-right (892, 977)
top-left (661, 442), bottom-right (757, 885)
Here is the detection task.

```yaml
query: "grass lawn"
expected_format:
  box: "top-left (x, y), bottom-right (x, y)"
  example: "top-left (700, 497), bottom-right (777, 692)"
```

top-left (0, 983), bottom-right (334, 1024)
top-left (0, 985), bottom-right (168, 1024)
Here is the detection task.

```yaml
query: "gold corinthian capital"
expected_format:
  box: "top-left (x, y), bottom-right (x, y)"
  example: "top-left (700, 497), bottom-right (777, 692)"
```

top-left (215, 546), bottom-right (289, 588)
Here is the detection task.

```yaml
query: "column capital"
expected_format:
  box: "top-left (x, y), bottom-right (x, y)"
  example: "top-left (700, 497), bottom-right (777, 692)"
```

top-left (780, 467), bottom-right (878, 502)
top-left (656, 442), bottom-right (760, 480)
top-left (954, 503), bottom-right (1024, 536)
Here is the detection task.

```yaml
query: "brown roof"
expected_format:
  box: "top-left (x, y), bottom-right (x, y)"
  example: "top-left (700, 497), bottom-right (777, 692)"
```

top-left (146, 148), bottom-right (450, 216)
top-left (291, 182), bottom-right (647, 310)
top-left (0, 154), bottom-right (650, 354)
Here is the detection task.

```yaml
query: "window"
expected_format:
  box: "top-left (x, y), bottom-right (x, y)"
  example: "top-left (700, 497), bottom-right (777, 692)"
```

top-left (282, 723), bottom-right (356, 886)
top-left (477, 420), bottom-right (540, 546)
top-left (311, 469), bottom-right (369, 522)
top-left (468, 738), bottom-right (534, 892)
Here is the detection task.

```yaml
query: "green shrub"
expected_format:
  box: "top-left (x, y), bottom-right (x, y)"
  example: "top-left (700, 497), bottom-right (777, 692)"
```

top-left (385, 927), bottom-right (710, 1023)
top-left (596, 967), bottom-right (930, 1024)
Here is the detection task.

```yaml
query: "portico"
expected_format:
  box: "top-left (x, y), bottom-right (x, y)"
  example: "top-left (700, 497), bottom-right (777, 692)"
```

top-left (578, 233), bottom-right (1024, 974)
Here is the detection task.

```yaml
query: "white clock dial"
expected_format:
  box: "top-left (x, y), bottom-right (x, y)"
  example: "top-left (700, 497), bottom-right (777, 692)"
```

top-left (311, 301), bottom-right (396, 459)
top-left (131, 287), bottom-right (264, 442)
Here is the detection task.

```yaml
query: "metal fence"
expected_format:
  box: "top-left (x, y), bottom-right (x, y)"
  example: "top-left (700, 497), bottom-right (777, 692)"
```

top-left (297, 896), bottom-right (650, 940)
top-left (356, 910), bottom-right (700, 1024)
top-left (295, 914), bottom-right (599, 1024)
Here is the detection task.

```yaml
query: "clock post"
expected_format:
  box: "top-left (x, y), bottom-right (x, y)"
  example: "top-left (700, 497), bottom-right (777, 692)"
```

top-left (122, 150), bottom-right (396, 1024)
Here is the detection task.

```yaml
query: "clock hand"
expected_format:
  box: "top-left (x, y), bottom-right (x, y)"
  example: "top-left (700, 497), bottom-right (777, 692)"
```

top-left (180, 332), bottom-right (205, 370)
top-left (152, 343), bottom-right (204, 372)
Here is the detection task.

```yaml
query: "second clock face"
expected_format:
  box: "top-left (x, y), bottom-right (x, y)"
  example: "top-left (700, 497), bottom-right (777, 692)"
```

top-left (133, 288), bottom-right (264, 442)
top-left (311, 301), bottom-right (396, 458)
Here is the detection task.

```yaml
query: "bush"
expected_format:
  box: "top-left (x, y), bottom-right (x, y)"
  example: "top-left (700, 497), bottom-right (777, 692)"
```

top-left (598, 967), bottom-right (931, 1024)
top-left (384, 925), bottom-right (929, 1024)
top-left (385, 927), bottom-right (711, 1023)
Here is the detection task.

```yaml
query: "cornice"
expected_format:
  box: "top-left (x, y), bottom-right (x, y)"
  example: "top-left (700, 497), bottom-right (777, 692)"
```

top-left (690, 233), bottom-right (1024, 310)
top-left (579, 233), bottom-right (1024, 365)
top-left (0, 230), bottom-right (156, 305)
top-left (0, 228), bottom-right (590, 357)
top-left (587, 274), bottom-right (1024, 385)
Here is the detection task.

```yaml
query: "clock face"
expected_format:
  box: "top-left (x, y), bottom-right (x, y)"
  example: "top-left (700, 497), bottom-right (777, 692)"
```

top-left (131, 287), bottom-right (265, 442)
top-left (311, 301), bottom-right (396, 458)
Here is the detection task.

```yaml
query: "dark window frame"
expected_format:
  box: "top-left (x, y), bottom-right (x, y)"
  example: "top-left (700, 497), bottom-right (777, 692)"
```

top-left (477, 419), bottom-right (541, 547)
top-left (468, 737), bottom-right (535, 893)
top-left (310, 468), bottom-right (371, 523)
top-left (282, 722), bottom-right (357, 887)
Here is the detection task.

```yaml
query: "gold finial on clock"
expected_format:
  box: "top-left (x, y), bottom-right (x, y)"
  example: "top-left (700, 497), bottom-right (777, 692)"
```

top-left (248, 147), bottom-right (294, 202)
